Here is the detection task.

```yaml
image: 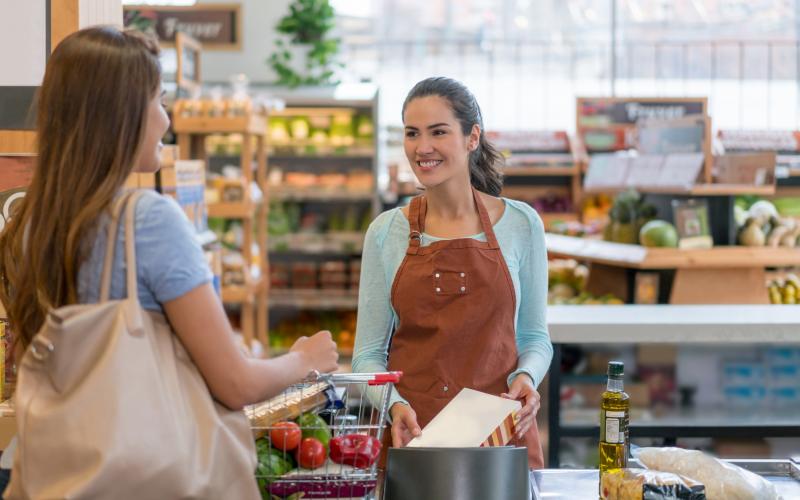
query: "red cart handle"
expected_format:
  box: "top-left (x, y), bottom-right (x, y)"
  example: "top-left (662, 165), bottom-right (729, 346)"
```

top-left (368, 371), bottom-right (403, 385)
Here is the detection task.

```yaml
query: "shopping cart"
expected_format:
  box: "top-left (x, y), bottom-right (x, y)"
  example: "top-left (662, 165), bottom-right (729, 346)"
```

top-left (247, 371), bottom-right (401, 499)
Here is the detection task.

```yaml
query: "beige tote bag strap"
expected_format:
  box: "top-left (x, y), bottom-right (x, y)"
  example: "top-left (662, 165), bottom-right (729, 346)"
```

top-left (122, 190), bottom-right (144, 301)
top-left (99, 191), bottom-right (144, 301)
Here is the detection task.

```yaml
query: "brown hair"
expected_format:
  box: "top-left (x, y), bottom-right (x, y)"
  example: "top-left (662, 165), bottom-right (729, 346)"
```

top-left (0, 26), bottom-right (161, 350)
top-left (402, 77), bottom-right (504, 196)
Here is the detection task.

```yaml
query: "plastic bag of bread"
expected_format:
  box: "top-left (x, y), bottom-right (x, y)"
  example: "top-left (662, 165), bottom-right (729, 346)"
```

top-left (638, 447), bottom-right (781, 500)
top-left (600, 468), bottom-right (706, 500)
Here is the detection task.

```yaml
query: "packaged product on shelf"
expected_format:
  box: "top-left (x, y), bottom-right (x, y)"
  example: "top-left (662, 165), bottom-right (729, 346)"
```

top-left (346, 171), bottom-right (373, 192)
top-left (222, 251), bottom-right (247, 286)
top-left (161, 159), bottom-right (207, 233)
top-left (291, 262), bottom-right (318, 289)
top-left (204, 247), bottom-right (222, 295)
top-left (270, 263), bottom-right (290, 289)
top-left (317, 173), bottom-right (347, 189)
top-left (600, 468), bottom-right (706, 500)
top-left (319, 261), bottom-right (348, 290)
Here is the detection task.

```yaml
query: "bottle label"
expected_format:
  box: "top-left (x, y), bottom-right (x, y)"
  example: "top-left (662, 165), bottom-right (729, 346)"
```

top-left (601, 410), bottom-right (627, 444)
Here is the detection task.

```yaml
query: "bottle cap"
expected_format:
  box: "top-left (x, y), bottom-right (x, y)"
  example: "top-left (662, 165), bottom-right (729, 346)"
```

top-left (608, 361), bottom-right (624, 377)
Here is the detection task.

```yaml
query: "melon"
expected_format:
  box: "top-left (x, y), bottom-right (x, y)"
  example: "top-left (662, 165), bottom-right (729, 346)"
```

top-left (639, 220), bottom-right (679, 248)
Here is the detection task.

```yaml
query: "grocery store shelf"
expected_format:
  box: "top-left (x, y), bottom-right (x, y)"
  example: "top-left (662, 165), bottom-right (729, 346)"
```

top-left (540, 212), bottom-right (580, 227)
top-left (546, 233), bottom-right (800, 269)
top-left (207, 201), bottom-right (256, 218)
top-left (268, 188), bottom-right (374, 202)
top-left (503, 166), bottom-right (578, 176)
top-left (560, 406), bottom-right (800, 437)
top-left (269, 232), bottom-right (364, 254)
top-left (548, 304), bottom-right (800, 344)
top-left (269, 153), bottom-right (375, 161)
top-left (269, 289), bottom-right (359, 309)
top-left (221, 284), bottom-right (254, 303)
top-left (172, 114), bottom-right (267, 135)
top-left (584, 183), bottom-right (776, 196)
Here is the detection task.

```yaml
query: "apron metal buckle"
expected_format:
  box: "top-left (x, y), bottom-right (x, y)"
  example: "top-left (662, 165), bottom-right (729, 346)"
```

top-left (409, 230), bottom-right (422, 241)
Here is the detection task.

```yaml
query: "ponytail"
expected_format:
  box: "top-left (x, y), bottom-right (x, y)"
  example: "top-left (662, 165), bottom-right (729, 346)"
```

top-left (469, 126), bottom-right (504, 196)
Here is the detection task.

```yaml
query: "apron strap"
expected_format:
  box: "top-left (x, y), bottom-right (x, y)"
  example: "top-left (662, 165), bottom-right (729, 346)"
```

top-left (406, 195), bottom-right (424, 255)
top-left (472, 187), bottom-right (500, 249)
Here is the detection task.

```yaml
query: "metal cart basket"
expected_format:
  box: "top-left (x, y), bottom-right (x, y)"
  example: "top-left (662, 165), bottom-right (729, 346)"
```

top-left (247, 371), bottom-right (401, 499)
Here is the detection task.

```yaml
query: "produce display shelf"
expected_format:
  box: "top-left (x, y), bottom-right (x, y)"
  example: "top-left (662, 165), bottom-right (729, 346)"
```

top-left (546, 233), bottom-right (800, 270)
top-left (540, 212), bottom-right (580, 227)
top-left (269, 231), bottom-right (365, 255)
top-left (584, 184), bottom-right (776, 196)
top-left (503, 166), bottom-right (579, 176)
top-left (172, 114), bottom-right (267, 135)
top-left (269, 153), bottom-right (375, 161)
top-left (221, 278), bottom-right (262, 304)
top-left (268, 189), bottom-right (374, 202)
top-left (207, 201), bottom-right (256, 219)
top-left (269, 289), bottom-right (359, 310)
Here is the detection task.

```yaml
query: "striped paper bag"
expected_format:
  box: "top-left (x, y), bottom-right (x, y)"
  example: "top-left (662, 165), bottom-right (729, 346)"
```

top-left (408, 388), bottom-right (522, 448)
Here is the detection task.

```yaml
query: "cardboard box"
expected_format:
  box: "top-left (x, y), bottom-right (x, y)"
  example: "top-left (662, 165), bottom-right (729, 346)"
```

top-left (408, 388), bottom-right (521, 448)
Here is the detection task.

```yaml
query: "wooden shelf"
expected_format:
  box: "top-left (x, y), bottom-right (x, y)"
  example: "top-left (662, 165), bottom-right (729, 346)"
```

top-left (268, 188), bottom-right (374, 202)
top-left (269, 232), bottom-right (364, 254)
top-left (584, 183), bottom-right (776, 196)
top-left (546, 233), bottom-right (800, 269)
top-left (221, 285), bottom-right (254, 303)
top-left (540, 212), bottom-right (581, 228)
top-left (207, 201), bottom-right (256, 218)
top-left (172, 113), bottom-right (267, 135)
top-left (269, 289), bottom-right (359, 309)
top-left (503, 166), bottom-right (578, 176)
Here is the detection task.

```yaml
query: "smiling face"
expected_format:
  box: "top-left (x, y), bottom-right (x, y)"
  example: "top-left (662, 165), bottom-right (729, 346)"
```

top-left (134, 88), bottom-right (170, 173)
top-left (403, 95), bottom-right (480, 190)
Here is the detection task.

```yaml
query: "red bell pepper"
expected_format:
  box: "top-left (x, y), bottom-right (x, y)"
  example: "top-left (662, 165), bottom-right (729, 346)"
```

top-left (329, 433), bottom-right (382, 469)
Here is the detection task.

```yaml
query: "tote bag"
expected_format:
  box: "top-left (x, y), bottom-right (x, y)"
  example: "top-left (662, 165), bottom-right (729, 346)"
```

top-left (5, 191), bottom-right (258, 499)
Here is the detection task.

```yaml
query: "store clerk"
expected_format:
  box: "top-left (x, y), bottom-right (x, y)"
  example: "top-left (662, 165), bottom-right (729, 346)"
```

top-left (352, 77), bottom-right (553, 468)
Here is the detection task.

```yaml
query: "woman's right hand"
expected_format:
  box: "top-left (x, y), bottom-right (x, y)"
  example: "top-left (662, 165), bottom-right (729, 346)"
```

top-left (290, 330), bottom-right (339, 374)
top-left (389, 403), bottom-right (422, 447)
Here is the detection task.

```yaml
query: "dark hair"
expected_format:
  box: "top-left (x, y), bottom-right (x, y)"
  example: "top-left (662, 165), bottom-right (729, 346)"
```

top-left (402, 77), bottom-right (504, 196)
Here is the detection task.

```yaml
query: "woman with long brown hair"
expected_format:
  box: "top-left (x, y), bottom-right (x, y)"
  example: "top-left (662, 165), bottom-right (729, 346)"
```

top-left (0, 26), bottom-right (337, 497)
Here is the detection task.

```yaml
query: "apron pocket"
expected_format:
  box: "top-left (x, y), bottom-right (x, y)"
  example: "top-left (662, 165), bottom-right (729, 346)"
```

top-left (433, 270), bottom-right (468, 296)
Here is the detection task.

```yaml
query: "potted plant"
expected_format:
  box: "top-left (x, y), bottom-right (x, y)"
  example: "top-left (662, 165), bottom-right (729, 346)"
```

top-left (268, 0), bottom-right (342, 87)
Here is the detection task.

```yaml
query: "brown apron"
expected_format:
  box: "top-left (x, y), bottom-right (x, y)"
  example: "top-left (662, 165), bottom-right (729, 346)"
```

top-left (385, 188), bottom-right (544, 469)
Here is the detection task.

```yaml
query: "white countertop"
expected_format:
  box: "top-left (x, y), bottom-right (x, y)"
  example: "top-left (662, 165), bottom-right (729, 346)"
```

top-left (547, 305), bottom-right (800, 344)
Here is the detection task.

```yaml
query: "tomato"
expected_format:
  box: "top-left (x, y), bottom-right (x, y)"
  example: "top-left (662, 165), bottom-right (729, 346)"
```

top-left (296, 437), bottom-right (327, 469)
top-left (269, 421), bottom-right (301, 452)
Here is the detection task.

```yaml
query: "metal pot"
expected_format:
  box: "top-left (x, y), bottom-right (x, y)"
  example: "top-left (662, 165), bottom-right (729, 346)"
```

top-left (384, 447), bottom-right (531, 500)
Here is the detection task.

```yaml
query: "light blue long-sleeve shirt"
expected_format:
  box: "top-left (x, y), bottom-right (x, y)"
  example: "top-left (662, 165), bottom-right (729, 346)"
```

top-left (352, 198), bottom-right (553, 410)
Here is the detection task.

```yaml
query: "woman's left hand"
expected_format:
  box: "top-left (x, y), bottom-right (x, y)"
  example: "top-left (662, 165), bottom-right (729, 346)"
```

top-left (501, 374), bottom-right (541, 439)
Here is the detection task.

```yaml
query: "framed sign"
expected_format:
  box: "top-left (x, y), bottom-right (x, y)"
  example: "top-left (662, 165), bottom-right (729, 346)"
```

top-left (576, 97), bottom-right (708, 153)
top-left (175, 32), bottom-right (201, 97)
top-left (123, 4), bottom-right (241, 51)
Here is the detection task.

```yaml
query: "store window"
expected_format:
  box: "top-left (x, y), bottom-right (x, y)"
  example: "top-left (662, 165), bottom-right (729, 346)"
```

top-left (334, 0), bottom-right (799, 131)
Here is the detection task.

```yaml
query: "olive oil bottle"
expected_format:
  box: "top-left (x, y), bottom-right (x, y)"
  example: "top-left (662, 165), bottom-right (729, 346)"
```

top-left (599, 361), bottom-right (629, 475)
